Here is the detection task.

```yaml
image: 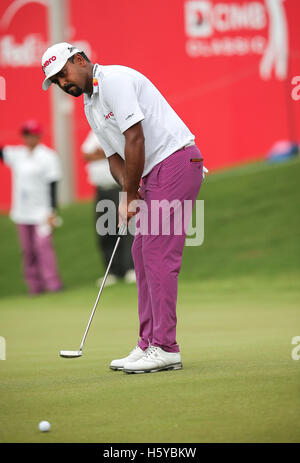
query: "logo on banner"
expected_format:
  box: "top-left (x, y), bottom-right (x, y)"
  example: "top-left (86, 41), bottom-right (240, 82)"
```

top-left (291, 76), bottom-right (300, 101)
top-left (0, 76), bottom-right (6, 100)
top-left (184, 0), bottom-right (288, 81)
top-left (0, 0), bottom-right (92, 67)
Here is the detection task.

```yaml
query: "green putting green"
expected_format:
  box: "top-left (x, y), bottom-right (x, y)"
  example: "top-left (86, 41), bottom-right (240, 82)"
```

top-left (0, 158), bottom-right (299, 442)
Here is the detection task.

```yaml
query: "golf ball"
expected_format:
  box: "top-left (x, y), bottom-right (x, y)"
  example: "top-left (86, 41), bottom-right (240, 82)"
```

top-left (38, 421), bottom-right (51, 432)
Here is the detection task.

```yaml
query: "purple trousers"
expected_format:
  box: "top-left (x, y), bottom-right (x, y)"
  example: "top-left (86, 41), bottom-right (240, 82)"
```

top-left (17, 224), bottom-right (63, 294)
top-left (132, 145), bottom-right (203, 353)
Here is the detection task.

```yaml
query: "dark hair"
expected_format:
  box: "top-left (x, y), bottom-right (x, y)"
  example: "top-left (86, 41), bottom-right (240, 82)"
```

top-left (68, 51), bottom-right (91, 64)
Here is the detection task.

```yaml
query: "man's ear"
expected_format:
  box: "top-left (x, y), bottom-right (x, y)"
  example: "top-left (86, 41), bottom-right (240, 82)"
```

top-left (74, 53), bottom-right (85, 66)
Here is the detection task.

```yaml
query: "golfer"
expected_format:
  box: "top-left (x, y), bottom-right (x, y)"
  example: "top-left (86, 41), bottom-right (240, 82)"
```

top-left (81, 130), bottom-right (136, 286)
top-left (41, 42), bottom-right (204, 373)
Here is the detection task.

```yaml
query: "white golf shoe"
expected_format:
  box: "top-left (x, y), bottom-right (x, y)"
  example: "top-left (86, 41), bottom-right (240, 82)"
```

top-left (110, 345), bottom-right (146, 371)
top-left (97, 274), bottom-right (118, 287)
top-left (123, 345), bottom-right (182, 374)
top-left (124, 269), bottom-right (136, 284)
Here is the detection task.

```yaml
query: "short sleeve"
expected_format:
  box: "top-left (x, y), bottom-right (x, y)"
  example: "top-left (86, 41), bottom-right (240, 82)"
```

top-left (81, 130), bottom-right (102, 154)
top-left (2, 145), bottom-right (21, 167)
top-left (102, 72), bottom-right (145, 133)
top-left (44, 151), bottom-right (62, 182)
top-left (93, 130), bottom-right (116, 158)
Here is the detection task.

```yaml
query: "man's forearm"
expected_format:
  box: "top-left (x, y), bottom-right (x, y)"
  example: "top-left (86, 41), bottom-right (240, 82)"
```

top-left (108, 153), bottom-right (125, 188)
top-left (123, 137), bottom-right (145, 195)
top-left (123, 122), bottom-right (145, 195)
top-left (50, 182), bottom-right (58, 211)
top-left (117, 123), bottom-right (145, 224)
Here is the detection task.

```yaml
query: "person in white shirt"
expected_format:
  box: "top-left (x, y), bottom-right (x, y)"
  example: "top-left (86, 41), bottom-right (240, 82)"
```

top-left (41, 42), bottom-right (205, 373)
top-left (0, 120), bottom-right (63, 295)
top-left (81, 130), bottom-right (135, 285)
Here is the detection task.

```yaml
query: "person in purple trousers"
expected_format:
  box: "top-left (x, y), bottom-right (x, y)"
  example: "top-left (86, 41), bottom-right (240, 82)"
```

top-left (41, 42), bottom-right (206, 373)
top-left (0, 120), bottom-right (63, 295)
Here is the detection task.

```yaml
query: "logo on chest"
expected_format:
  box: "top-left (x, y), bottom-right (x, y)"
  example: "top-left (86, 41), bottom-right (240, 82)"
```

top-left (104, 111), bottom-right (114, 120)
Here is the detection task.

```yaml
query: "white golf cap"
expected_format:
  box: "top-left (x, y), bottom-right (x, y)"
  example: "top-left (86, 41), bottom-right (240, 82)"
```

top-left (41, 42), bottom-right (82, 90)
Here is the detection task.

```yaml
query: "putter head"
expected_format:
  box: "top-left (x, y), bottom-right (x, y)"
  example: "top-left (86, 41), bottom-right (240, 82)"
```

top-left (59, 350), bottom-right (82, 358)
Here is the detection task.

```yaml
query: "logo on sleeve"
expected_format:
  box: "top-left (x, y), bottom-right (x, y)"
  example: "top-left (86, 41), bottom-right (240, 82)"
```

top-left (125, 113), bottom-right (134, 120)
top-left (104, 111), bottom-right (114, 120)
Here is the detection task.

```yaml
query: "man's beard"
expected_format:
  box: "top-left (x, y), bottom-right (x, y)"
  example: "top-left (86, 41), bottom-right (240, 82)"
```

top-left (64, 84), bottom-right (83, 97)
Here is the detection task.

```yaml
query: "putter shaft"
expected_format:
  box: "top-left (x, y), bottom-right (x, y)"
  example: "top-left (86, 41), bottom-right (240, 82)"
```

top-left (78, 222), bottom-right (127, 351)
top-left (60, 223), bottom-right (127, 358)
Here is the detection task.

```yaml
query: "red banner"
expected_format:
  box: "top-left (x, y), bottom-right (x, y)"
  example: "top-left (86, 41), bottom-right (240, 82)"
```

top-left (1, 0), bottom-right (299, 209)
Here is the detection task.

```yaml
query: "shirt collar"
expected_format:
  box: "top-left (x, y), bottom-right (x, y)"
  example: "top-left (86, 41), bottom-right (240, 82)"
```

top-left (84, 63), bottom-right (100, 105)
top-left (92, 63), bottom-right (99, 94)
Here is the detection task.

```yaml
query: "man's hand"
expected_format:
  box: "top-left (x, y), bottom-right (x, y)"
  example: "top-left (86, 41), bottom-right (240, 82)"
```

top-left (47, 213), bottom-right (63, 229)
top-left (47, 212), bottom-right (57, 228)
top-left (118, 190), bottom-right (142, 226)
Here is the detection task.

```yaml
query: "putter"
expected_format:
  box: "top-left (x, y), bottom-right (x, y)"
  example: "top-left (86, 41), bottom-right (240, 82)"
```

top-left (60, 222), bottom-right (127, 358)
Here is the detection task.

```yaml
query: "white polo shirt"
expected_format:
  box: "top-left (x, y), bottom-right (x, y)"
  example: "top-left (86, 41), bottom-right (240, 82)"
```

top-left (81, 130), bottom-right (118, 189)
top-left (3, 144), bottom-right (62, 224)
top-left (84, 64), bottom-right (195, 177)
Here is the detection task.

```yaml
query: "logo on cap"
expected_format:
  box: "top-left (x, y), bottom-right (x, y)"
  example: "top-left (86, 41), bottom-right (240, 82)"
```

top-left (42, 56), bottom-right (57, 71)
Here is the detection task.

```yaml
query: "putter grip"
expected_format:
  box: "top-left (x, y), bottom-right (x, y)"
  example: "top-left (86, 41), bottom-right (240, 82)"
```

top-left (118, 222), bottom-right (127, 236)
